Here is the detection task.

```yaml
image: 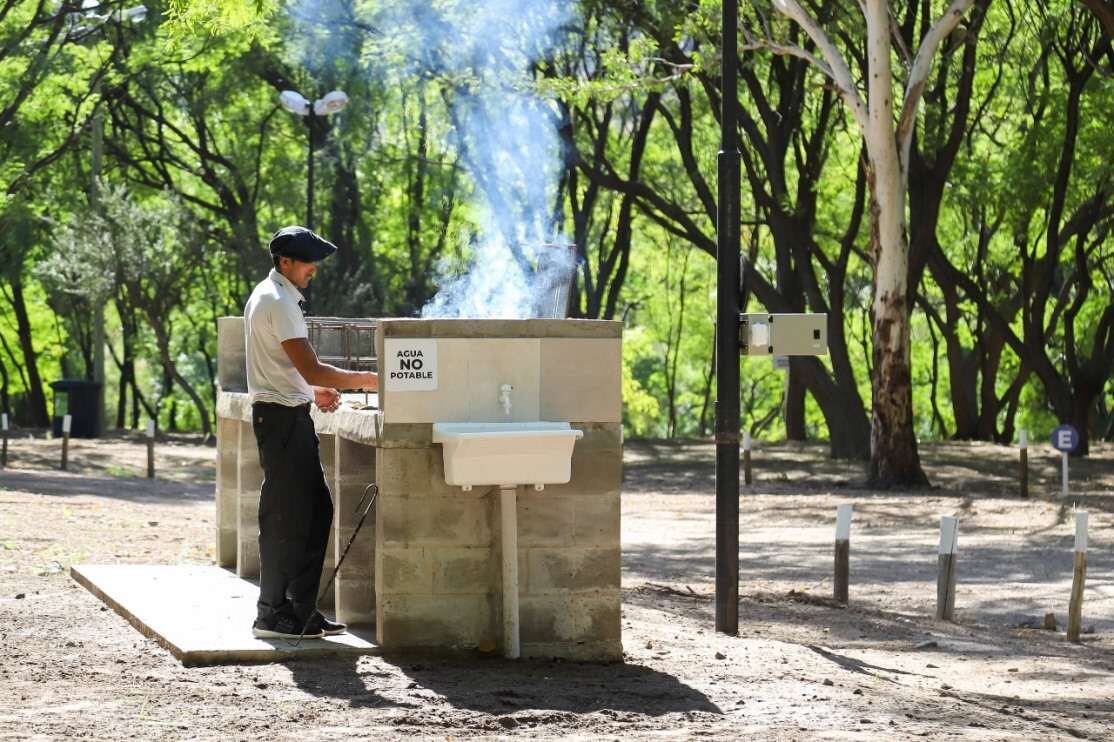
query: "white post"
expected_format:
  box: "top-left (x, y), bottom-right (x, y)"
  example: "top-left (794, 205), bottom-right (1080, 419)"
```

top-left (1062, 451), bottom-right (1069, 497)
top-left (1, 412), bottom-right (8, 468)
top-left (61, 414), bottom-right (73, 471)
top-left (1, 413), bottom-right (8, 431)
top-left (1018, 429), bottom-right (1029, 498)
top-left (834, 504), bottom-right (852, 603)
top-left (1068, 511), bottom-right (1088, 642)
top-left (1019, 429), bottom-right (1027, 448)
top-left (499, 485), bottom-right (520, 659)
top-left (835, 504), bottom-right (853, 541)
top-left (1074, 511), bottom-right (1088, 553)
top-left (936, 515), bottom-right (959, 621)
top-left (146, 420), bottom-right (156, 479)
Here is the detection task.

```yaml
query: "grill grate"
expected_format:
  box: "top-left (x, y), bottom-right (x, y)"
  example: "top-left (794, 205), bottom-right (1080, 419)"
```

top-left (305, 317), bottom-right (378, 372)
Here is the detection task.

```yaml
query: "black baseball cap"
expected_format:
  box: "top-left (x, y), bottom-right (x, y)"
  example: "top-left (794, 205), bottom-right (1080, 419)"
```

top-left (268, 226), bottom-right (337, 262)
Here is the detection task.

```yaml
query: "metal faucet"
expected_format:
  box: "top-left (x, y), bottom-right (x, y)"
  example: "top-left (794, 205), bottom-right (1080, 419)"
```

top-left (499, 384), bottom-right (514, 416)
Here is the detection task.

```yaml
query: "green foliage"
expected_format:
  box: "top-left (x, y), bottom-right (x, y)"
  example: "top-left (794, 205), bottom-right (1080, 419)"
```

top-left (0, 0), bottom-right (1110, 452)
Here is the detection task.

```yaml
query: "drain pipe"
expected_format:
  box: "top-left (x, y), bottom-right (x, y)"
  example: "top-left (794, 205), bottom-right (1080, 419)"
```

top-left (499, 484), bottom-right (520, 658)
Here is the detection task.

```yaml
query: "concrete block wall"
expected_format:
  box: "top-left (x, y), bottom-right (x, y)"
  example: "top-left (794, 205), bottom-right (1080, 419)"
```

top-left (374, 442), bottom-right (498, 649)
top-left (317, 433), bottom-right (337, 611)
top-left (215, 417), bottom-right (239, 567)
top-left (515, 423), bottom-right (622, 660)
top-left (371, 422), bottom-right (622, 660)
top-left (236, 420), bottom-right (262, 578)
top-left (335, 436), bottom-right (376, 626)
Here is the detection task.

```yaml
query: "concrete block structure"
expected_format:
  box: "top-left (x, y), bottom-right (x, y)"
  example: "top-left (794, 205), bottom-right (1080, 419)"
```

top-left (215, 317), bottom-right (623, 660)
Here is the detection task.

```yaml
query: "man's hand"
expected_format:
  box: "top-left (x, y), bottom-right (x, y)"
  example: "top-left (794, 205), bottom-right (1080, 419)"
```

top-left (357, 372), bottom-right (379, 392)
top-left (313, 386), bottom-right (342, 413)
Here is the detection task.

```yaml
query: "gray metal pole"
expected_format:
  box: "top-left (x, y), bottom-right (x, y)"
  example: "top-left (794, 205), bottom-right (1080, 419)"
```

top-left (715, 0), bottom-right (742, 635)
top-left (305, 107), bottom-right (315, 311)
top-left (307, 108), bottom-right (315, 231)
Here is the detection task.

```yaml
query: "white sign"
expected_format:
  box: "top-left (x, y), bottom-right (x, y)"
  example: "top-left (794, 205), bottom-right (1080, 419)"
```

top-left (384, 339), bottom-right (438, 391)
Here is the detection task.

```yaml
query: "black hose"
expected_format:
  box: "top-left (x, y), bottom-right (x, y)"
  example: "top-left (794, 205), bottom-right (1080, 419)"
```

top-left (286, 482), bottom-right (378, 647)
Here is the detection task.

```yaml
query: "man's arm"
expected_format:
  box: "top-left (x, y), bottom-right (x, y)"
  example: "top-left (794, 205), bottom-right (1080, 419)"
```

top-left (281, 338), bottom-right (378, 391)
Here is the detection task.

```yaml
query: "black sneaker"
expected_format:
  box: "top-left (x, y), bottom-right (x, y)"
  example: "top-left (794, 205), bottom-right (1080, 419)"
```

top-left (306, 611), bottom-right (348, 636)
top-left (252, 613), bottom-right (324, 640)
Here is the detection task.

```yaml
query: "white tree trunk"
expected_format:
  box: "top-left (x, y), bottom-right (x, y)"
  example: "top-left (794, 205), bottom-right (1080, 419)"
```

top-left (770, 0), bottom-right (973, 484)
top-left (862, 0), bottom-right (926, 485)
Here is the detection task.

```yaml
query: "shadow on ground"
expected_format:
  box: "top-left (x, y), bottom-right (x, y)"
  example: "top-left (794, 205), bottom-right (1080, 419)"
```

top-left (285, 653), bottom-right (721, 721)
top-left (0, 469), bottom-right (212, 503)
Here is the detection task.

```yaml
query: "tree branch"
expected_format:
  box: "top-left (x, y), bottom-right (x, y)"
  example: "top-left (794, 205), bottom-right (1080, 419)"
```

top-left (896, 0), bottom-right (976, 173)
top-left (769, 0), bottom-right (868, 132)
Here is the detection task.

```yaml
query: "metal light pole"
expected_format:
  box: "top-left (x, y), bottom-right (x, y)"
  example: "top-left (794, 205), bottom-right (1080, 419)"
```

top-left (279, 88), bottom-right (348, 311)
top-left (279, 89), bottom-right (350, 231)
top-left (715, 0), bottom-right (742, 635)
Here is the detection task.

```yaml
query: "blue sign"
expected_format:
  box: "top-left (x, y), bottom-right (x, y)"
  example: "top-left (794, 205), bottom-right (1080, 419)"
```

top-left (1051, 424), bottom-right (1080, 453)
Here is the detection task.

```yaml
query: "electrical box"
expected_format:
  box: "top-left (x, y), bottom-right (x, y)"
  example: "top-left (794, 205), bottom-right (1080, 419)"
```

top-left (739, 313), bottom-right (828, 356)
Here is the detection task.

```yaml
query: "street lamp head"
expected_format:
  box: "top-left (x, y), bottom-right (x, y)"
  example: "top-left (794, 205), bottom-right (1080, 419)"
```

top-left (313, 90), bottom-right (349, 116)
top-left (119, 5), bottom-right (148, 23)
top-left (280, 90), bottom-right (311, 116)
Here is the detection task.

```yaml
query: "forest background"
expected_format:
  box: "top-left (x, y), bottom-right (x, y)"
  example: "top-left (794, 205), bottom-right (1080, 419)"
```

top-left (0, 0), bottom-right (1111, 469)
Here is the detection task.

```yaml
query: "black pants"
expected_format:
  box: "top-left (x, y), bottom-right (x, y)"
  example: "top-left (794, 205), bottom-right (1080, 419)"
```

top-left (252, 402), bottom-right (333, 623)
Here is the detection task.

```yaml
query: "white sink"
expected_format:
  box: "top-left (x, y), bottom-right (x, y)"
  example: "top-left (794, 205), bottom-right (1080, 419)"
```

top-left (432, 422), bottom-right (584, 487)
top-left (432, 421), bottom-right (584, 659)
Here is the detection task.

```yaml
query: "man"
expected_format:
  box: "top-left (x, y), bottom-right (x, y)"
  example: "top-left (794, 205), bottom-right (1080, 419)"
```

top-left (244, 225), bottom-right (378, 640)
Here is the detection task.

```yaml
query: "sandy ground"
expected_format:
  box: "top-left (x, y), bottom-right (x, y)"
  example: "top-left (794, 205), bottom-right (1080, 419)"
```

top-left (1, 431), bottom-right (1112, 740)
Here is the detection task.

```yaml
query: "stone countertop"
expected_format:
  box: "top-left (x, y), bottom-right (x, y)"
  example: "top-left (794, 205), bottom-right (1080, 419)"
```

top-left (217, 391), bottom-right (384, 446)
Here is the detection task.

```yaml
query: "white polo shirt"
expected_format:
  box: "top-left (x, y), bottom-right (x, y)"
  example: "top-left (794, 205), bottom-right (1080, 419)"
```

top-left (244, 269), bottom-right (314, 406)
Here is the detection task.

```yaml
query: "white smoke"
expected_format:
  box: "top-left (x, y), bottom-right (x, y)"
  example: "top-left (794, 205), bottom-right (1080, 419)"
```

top-left (286, 0), bottom-right (577, 319)
top-left (405, 0), bottom-right (577, 318)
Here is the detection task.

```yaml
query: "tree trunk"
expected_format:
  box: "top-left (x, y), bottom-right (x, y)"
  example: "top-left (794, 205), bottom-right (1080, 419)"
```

top-left (0, 352), bottom-right (9, 415)
top-left (865, 170), bottom-right (928, 486)
top-left (784, 366), bottom-right (807, 440)
top-left (5, 277), bottom-right (49, 426)
top-left (151, 322), bottom-right (212, 438)
top-left (796, 357), bottom-right (871, 459)
top-left (862, 0), bottom-right (929, 486)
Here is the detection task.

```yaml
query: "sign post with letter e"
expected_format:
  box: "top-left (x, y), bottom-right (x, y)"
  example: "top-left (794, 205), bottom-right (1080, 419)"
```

top-left (1051, 425), bottom-right (1079, 497)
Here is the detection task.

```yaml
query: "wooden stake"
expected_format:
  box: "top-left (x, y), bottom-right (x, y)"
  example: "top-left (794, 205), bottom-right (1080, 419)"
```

top-left (1067, 511), bottom-right (1088, 643)
top-left (742, 431), bottom-right (752, 485)
top-left (1018, 429), bottom-right (1028, 499)
top-left (834, 503), bottom-right (852, 604)
top-left (936, 516), bottom-right (959, 621)
top-left (61, 414), bottom-right (72, 471)
top-left (1, 413), bottom-right (8, 469)
top-left (146, 420), bottom-right (156, 479)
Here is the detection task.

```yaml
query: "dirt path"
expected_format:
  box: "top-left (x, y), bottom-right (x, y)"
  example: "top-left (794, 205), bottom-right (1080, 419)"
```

top-left (1, 433), bottom-right (1112, 740)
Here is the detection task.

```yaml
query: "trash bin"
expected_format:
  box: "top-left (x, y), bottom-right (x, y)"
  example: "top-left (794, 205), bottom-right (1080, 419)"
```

top-left (51, 379), bottom-right (102, 438)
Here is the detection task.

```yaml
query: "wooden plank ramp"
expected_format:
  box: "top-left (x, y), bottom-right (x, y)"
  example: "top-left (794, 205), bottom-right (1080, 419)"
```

top-left (71, 564), bottom-right (378, 666)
